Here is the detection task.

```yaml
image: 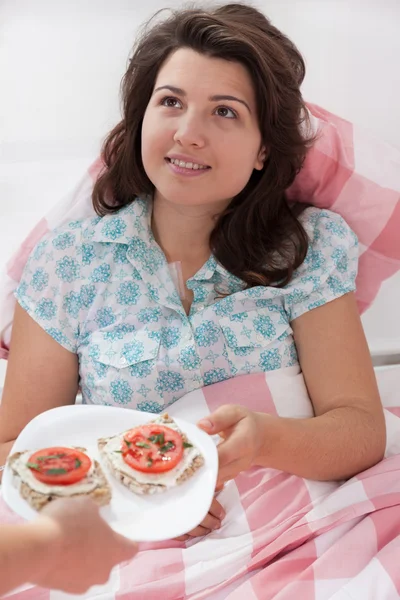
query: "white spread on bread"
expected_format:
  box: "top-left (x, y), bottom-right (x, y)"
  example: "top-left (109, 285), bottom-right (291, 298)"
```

top-left (102, 418), bottom-right (201, 488)
top-left (12, 449), bottom-right (101, 496)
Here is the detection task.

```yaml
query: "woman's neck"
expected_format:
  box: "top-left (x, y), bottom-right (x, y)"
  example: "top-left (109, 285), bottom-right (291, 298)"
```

top-left (151, 195), bottom-right (226, 264)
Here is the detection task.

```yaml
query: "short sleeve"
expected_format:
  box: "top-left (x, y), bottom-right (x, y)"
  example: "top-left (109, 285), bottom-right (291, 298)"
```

top-left (14, 224), bottom-right (84, 352)
top-left (284, 208), bottom-right (359, 322)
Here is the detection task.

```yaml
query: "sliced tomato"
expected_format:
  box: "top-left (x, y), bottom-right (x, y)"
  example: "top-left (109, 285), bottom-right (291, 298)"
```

top-left (27, 447), bottom-right (92, 485)
top-left (121, 424), bottom-right (184, 473)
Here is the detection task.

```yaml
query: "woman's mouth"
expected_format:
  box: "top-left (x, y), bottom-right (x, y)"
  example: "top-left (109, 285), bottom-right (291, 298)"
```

top-left (165, 157), bottom-right (211, 176)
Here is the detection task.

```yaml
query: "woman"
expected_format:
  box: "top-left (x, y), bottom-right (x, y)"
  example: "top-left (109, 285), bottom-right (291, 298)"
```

top-left (0, 3), bottom-right (385, 541)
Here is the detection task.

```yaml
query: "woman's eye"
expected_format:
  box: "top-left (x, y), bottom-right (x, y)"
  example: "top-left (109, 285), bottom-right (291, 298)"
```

top-left (215, 106), bottom-right (237, 119)
top-left (161, 96), bottom-right (182, 108)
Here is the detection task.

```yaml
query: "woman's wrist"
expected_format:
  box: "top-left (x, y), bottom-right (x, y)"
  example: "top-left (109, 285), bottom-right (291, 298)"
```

top-left (252, 411), bottom-right (281, 467)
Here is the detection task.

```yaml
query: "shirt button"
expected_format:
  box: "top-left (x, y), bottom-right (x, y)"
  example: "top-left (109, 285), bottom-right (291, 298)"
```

top-left (182, 330), bottom-right (193, 343)
top-left (120, 357), bottom-right (127, 365)
top-left (256, 333), bottom-right (263, 343)
top-left (197, 304), bottom-right (205, 312)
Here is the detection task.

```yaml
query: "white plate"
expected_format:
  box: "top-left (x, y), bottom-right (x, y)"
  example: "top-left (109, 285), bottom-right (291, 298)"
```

top-left (2, 405), bottom-right (218, 542)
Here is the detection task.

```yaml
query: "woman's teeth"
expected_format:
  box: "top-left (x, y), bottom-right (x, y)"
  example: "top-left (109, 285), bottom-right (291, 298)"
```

top-left (169, 158), bottom-right (209, 170)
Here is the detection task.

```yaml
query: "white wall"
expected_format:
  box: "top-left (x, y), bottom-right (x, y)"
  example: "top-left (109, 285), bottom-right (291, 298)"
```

top-left (1, 0), bottom-right (399, 376)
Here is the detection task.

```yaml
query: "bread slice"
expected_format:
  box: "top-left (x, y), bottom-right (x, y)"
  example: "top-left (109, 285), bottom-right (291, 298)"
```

top-left (98, 413), bottom-right (204, 495)
top-left (7, 446), bottom-right (112, 511)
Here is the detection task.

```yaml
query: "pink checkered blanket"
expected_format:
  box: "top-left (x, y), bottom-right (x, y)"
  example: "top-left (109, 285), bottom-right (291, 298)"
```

top-left (1, 365), bottom-right (400, 599)
top-left (1, 102), bottom-right (400, 358)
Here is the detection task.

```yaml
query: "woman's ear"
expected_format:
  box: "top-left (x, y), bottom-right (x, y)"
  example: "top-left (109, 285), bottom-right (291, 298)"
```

top-left (254, 146), bottom-right (268, 170)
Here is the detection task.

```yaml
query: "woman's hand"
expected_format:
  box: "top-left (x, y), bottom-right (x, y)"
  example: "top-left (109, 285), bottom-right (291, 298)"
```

top-left (174, 496), bottom-right (226, 541)
top-left (198, 405), bottom-right (270, 487)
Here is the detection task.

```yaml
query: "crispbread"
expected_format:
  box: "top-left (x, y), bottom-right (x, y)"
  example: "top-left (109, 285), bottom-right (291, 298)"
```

top-left (7, 447), bottom-right (112, 511)
top-left (98, 413), bottom-right (204, 495)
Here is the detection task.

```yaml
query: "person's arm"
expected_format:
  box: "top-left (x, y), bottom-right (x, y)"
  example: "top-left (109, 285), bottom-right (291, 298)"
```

top-left (0, 302), bottom-right (79, 478)
top-left (0, 497), bottom-right (138, 596)
top-left (199, 293), bottom-right (386, 483)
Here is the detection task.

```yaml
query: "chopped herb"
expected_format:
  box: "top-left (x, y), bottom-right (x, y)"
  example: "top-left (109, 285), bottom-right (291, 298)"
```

top-left (135, 442), bottom-right (150, 449)
top-left (37, 454), bottom-right (65, 461)
top-left (148, 433), bottom-right (165, 445)
top-left (26, 462), bottom-right (40, 471)
top-left (114, 450), bottom-right (123, 454)
top-left (75, 458), bottom-right (82, 468)
top-left (124, 438), bottom-right (132, 448)
top-left (159, 441), bottom-right (175, 454)
top-left (183, 442), bottom-right (193, 449)
top-left (45, 468), bottom-right (68, 475)
top-left (147, 457), bottom-right (153, 468)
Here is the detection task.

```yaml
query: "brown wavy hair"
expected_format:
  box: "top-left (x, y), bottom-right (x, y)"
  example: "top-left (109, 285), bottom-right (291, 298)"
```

top-left (92, 2), bottom-right (316, 288)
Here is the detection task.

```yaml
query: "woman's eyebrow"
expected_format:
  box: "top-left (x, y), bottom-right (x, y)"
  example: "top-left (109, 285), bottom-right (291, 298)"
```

top-left (153, 85), bottom-right (251, 113)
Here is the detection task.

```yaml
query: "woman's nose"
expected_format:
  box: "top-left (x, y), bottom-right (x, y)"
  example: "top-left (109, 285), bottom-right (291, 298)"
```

top-left (173, 113), bottom-right (206, 148)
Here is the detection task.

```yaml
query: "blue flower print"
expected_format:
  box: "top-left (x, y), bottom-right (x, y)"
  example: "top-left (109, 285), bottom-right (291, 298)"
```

top-left (35, 299), bottom-right (57, 321)
top-left (178, 347), bottom-right (201, 370)
top-left (81, 244), bottom-right (96, 266)
top-left (246, 287), bottom-right (264, 299)
top-left (286, 341), bottom-right (298, 366)
top-left (86, 373), bottom-right (96, 390)
top-left (159, 327), bottom-right (181, 349)
top-left (193, 286), bottom-right (208, 303)
top-left (116, 281), bottom-right (141, 305)
top-left (68, 220), bottom-right (83, 230)
top-left (17, 281), bottom-right (28, 299)
top-left (52, 232), bottom-right (75, 250)
top-left (253, 315), bottom-right (276, 340)
top-left (88, 344), bottom-right (100, 360)
top-left (103, 324), bottom-right (136, 341)
top-left (259, 348), bottom-right (281, 371)
top-left (93, 361), bottom-right (109, 378)
top-left (56, 257), bottom-right (80, 283)
top-left (307, 249), bottom-right (326, 271)
top-left (113, 245), bottom-right (129, 264)
top-left (122, 340), bottom-right (144, 363)
top-left (137, 307), bottom-right (162, 324)
top-left (63, 291), bottom-right (82, 318)
top-left (33, 240), bottom-right (48, 260)
top-left (95, 307), bottom-right (116, 328)
top-left (308, 299), bottom-right (326, 311)
top-left (203, 368), bottom-right (230, 385)
top-left (90, 263), bottom-right (112, 283)
top-left (136, 400), bottom-right (164, 414)
top-left (325, 219), bottom-right (347, 239)
top-left (229, 311), bottom-right (249, 323)
top-left (155, 371), bottom-right (185, 395)
top-left (147, 284), bottom-right (159, 302)
top-left (129, 238), bottom-right (151, 269)
top-left (232, 345), bottom-right (253, 357)
top-left (331, 247), bottom-right (348, 273)
top-left (101, 217), bottom-right (127, 240)
top-left (194, 321), bottom-right (220, 347)
top-left (299, 275), bottom-right (320, 292)
top-left (45, 327), bottom-right (70, 347)
top-left (129, 360), bottom-right (154, 379)
top-left (221, 326), bottom-right (238, 348)
top-left (80, 284), bottom-right (96, 308)
top-left (31, 268), bottom-right (49, 292)
top-left (110, 379), bottom-right (133, 404)
top-left (327, 276), bottom-right (347, 296)
top-left (213, 296), bottom-right (234, 317)
top-left (287, 288), bottom-right (309, 306)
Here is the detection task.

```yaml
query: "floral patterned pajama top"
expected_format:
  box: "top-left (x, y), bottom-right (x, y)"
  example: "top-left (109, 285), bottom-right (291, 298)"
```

top-left (15, 198), bottom-right (358, 413)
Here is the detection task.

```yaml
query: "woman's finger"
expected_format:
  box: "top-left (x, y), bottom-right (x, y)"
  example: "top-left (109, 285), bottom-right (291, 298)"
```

top-left (208, 497), bottom-right (226, 520)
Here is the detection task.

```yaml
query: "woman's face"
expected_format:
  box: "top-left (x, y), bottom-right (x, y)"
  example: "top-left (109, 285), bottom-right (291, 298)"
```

top-left (141, 48), bottom-right (265, 211)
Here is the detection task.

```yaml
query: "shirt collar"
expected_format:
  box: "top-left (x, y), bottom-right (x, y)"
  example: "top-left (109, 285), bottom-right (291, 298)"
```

top-left (91, 197), bottom-right (153, 246)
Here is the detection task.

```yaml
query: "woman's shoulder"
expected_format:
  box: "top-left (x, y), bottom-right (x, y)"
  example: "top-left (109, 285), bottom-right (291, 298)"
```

top-left (298, 206), bottom-right (358, 248)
